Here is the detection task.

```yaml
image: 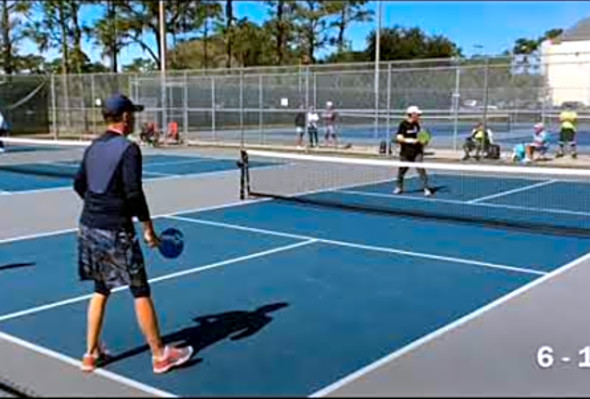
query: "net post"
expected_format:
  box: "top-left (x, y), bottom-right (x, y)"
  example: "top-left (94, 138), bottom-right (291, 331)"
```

top-left (238, 149), bottom-right (250, 200)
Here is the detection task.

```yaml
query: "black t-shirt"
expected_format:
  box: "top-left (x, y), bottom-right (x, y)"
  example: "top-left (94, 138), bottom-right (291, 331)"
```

top-left (396, 119), bottom-right (422, 155)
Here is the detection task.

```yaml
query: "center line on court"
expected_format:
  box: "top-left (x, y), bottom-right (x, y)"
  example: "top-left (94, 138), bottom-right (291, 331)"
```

top-left (167, 216), bottom-right (546, 277)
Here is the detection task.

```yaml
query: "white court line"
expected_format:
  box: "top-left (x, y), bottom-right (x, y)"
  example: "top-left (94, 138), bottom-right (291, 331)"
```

top-left (0, 239), bottom-right (316, 323)
top-left (142, 170), bottom-right (180, 177)
top-left (467, 180), bottom-right (558, 204)
top-left (0, 197), bottom-right (270, 245)
top-left (45, 162), bottom-right (78, 169)
top-left (167, 216), bottom-right (545, 276)
top-left (143, 158), bottom-right (212, 167)
top-left (338, 189), bottom-right (590, 218)
top-left (0, 331), bottom-right (177, 398)
top-left (0, 160), bottom-right (285, 196)
top-left (308, 249), bottom-right (590, 398)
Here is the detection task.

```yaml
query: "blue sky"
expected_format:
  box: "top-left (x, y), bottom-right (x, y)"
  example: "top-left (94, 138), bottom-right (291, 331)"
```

top-left (20, 1), bottom-right (590, 68)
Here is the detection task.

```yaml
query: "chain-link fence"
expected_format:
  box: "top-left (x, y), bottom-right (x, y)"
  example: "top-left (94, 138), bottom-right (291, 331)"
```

top-left (8, 52), bottom-right (590, 153)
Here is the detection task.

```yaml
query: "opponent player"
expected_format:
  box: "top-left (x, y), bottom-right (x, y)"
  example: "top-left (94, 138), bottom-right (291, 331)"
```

top-left (307, 105), bottom-right (319, 147)
top-left (393, 105), bottom-right (433, 197)
top-left (295, 104), bottom-right (306, 148)
top-left (556, 104), bottom-right (578, 158)
top-left (323, 101), bottom-right (338, 146)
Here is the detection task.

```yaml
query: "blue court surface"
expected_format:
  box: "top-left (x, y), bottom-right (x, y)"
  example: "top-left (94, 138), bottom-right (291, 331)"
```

top-left (1, 170), bottom-right (590, 396)
top-left (0, 154), bottom-right (269, 193)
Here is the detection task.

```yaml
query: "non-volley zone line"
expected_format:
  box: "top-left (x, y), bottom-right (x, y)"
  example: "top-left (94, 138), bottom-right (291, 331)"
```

top-left (337, 189), bottom-right (590, 218)
top-left (166, 215), bottom-right (546, 277)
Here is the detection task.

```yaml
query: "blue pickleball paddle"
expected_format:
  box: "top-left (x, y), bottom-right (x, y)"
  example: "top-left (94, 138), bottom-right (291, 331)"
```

top-left (159, 228), bottom-right (184, 259)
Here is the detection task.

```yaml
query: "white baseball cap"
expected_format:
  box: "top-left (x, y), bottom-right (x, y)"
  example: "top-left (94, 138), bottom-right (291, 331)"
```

top-left (326, 101), bottom-right (333, 107)
top-left (406, 105), bottom-right (422, 115)
top-left (534, 122), bottom-right (544, 130)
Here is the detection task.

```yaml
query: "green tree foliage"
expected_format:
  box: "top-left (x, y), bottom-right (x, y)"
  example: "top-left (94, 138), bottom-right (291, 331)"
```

top-left (26, 1), bottom-right (72, 74)
top-left (169, 35), bottom-right (233, 70)
top-left (122, 57), bottom-right (157, 72)
top-left (263, 0), bottom-right (297, 65)
top-left (86, 0), bottom-right (130, 73)
top-left (196, 0), bottom-right (222, 69)
top-left (293, 0), bottom-right (339, 64)
top-left (329, 0), bottom-right (372, 53)
top-left (212, 0), bottom-right (237, 68)
top-left (116, 0), bottom-right (203, 69)
top-left (232, 19), bottom-right (274, 67)
top-left (365, 26), bottom-right (461, 61)
top-left (0, 0), bottom-right (31, 75)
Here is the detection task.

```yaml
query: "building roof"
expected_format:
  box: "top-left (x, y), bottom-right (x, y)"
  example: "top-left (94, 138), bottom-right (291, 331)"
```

top-left (559, 16), bottom-right (590, 42)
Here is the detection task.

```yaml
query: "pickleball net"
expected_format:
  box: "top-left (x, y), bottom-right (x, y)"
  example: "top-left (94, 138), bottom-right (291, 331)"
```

top-left (239, 149), bottom-right (590, 238)
top-left (0, 137), bottom-right (91, 179)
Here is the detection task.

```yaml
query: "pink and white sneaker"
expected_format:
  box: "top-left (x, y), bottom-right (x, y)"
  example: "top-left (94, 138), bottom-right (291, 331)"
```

top-left (81, 343), bottom-right (111, 373)
top-left (153, 345), bottom-right (194, 374)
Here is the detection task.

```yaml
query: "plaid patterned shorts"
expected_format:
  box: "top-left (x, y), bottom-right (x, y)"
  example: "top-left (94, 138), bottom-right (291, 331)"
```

top-left (78, 224), bottom-right (149, 295)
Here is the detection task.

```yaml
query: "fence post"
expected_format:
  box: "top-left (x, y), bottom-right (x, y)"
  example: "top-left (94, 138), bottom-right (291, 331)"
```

top-left (259, 74), bottom-right (264, 144)
top-left (452, 58), bottom-right (461, 151)
top-left (91, 74), bottom-right (97, 136)
top-left (161, 71), bottom-right (167, 139)
top-left (386, 62), bottom-right (392, 155)
top-left (211, 76), bottom-right (216, 142)
top-left (482, 56), bottom-right (490, 130)
top-left (313, 71), bottom-right (317, 108)
top-left (50, 74), bottom-right (58, 139)
top-left (305, 65), bottom-right (310, 146)
top-left (183, 70), bottom-right (188, 139)
top-left (240, 69), bottom-right (244, 147)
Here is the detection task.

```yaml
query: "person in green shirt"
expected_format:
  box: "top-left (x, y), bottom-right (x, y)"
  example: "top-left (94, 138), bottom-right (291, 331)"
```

top-left (556, 105), bottom-right (578, 159)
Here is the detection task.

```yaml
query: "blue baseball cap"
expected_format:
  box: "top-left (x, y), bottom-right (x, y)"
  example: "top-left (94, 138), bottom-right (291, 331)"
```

top-left (103, 93), bottom-right (144, 115)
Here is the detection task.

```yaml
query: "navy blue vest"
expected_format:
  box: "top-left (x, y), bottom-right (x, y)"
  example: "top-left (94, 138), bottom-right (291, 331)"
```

top-left (85, 135), bottom-right (131, 194)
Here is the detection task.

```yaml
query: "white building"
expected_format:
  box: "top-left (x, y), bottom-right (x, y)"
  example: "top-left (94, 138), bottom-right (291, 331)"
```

top-left (541, 17), bottom-right (590, 107)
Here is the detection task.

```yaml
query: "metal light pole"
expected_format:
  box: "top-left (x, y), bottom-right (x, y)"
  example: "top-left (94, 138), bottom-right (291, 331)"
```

top-left (474, 44), bottom-right (489, 129)
top-left (159, 0), bottom-right (167, 132)
top-left (374, 1), bottom-right (382, 140)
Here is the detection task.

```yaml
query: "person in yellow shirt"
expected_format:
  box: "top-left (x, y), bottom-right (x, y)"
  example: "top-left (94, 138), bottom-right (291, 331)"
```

top-left (556, 105), bottom-right (578, 159)
top-left (462, 122), bottom-right (492, 160)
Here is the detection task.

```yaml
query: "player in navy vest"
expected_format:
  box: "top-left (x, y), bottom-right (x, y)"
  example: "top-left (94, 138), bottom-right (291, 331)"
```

top-left (74, 93), bottom-right (193, 374)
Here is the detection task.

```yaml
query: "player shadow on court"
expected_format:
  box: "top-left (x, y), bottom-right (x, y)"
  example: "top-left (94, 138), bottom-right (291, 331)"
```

top-left (0, 262), bottom-right (35, 273)
top-left (101, 302), bottom-right (289, 369)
